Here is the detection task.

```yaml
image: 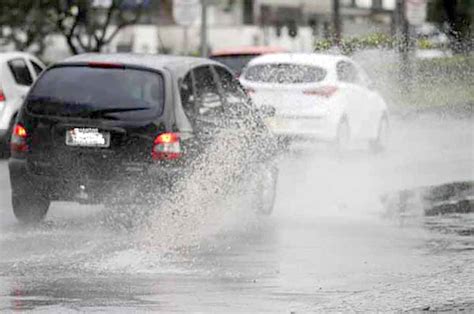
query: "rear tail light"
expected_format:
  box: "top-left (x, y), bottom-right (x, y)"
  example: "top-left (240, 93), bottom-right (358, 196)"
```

top-left (0, 88), bottom-right (5, 102)
top-left (11, 124), bottom-right (28, 153)
top-left (303, 86), bottom-right (338, 98)
top-left (152, 132), bottom-right (182, 160)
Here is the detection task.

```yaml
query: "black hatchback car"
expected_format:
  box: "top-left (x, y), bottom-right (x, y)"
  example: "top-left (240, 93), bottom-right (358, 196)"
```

top-left (9, 54), bottom-right (278, 223)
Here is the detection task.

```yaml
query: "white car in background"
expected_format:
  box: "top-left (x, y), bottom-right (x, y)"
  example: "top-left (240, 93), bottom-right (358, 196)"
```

top-left (239, 53), bottom-right (389, 151)
top-left (0, 52), bottom-right (45, 153)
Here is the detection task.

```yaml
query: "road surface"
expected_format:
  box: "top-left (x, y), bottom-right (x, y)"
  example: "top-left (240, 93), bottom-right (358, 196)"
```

top-left (0, 115), bottom-right (473, 312)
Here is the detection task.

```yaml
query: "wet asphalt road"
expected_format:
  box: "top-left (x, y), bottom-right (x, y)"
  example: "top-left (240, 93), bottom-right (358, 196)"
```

top-left (0, 116), bottom-right (473, 312)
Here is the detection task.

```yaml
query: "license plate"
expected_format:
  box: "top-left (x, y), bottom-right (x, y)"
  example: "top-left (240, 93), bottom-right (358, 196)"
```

top-left (65, 128), bottom-right (110, 147)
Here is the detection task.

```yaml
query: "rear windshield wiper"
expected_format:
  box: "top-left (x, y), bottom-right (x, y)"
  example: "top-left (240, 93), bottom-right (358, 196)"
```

top-left (87, 107), bottom-right (152, 118)
top-left (89, 107), bottom-right (151, 114)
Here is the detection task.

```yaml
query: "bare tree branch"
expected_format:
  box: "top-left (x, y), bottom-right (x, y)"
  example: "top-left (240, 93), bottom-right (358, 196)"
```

top-left (102, 2), bottom-right (144, 47)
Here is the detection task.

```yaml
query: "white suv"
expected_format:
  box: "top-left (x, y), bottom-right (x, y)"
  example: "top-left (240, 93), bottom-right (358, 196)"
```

top-left (0, 52), bottom-right (45, 152)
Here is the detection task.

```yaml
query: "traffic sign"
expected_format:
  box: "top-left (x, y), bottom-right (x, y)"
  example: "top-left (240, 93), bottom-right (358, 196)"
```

top-left (173, 0), bottom-right (201, 27)
top-left (405, 0), bottom-right (427, 26)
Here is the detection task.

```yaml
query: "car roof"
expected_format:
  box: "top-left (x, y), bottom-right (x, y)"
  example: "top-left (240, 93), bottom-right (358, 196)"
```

top-left (246, 53), bottom-right (353, 69)
top-left (0, 51), bottom-right (38, 62)
top-left (58, 53), bottom-right (225, 79)
top-left (211, 46), bottom-right (288, 57)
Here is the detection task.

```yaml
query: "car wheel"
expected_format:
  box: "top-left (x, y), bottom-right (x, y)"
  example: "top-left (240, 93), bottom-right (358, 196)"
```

top-left (255, 165), bottom-right (278, 215)
top-left (369, 116), bottom-right (389, 153)
top-left (12, 192), bottom-right (50, 223)
top-left (335, 118), bottom-right (350, 152)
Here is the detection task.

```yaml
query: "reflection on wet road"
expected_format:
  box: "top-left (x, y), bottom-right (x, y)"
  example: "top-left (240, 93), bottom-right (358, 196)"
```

top-left (0, 116), bottom-right (473, 312)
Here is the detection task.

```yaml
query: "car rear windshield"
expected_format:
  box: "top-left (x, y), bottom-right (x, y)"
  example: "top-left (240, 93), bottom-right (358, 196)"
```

top-left (26, 66), bottom-right (164, 118)
top-left (243, 63), bottom-right (326, 84)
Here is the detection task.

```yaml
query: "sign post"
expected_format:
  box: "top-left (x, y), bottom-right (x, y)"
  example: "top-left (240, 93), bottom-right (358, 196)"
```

top-left (173, 0), bottom-right (201, 55)
top-left (405, 0), bottom-right (427, 26)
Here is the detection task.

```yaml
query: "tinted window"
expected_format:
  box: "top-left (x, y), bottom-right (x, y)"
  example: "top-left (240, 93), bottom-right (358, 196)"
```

top-left (179, 72), bottom-right (196, 119)
top-left (31, 60), bottom-right (44, 76)
top-left (337, 61), bottom-right (360, 84)
top-left (8, 58), bottom-right (33, 86)
top-left (193, 66), bottom-right (224, 119)
top-left (214, 66), bottom-right (251, 117)
top-left (243, 63), bottom-right (326, 84)
top-left (26, 66), bottom-right (164, 118)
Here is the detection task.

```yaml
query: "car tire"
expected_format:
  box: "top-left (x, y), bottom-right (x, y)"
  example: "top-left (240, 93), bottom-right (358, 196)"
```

top-left (369, 116), bottom-right (389, 154)
top-left (335, 118), bottom-right (350, 152)
top-left (255, 165), bottom-right (278, 216)
top-left (12, 192), bottom-right (50, 223)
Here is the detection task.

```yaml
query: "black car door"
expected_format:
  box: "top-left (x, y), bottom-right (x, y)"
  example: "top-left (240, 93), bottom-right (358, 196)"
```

top-left (178, 65), bottom-right (227, 165)
top-left (213, 65), bottom-right (276, 162)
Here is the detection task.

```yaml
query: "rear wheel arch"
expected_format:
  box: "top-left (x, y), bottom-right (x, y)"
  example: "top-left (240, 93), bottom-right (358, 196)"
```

top-left (338, 113), bottom-right (349, 130)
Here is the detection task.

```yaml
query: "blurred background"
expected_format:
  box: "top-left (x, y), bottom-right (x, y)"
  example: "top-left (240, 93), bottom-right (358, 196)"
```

top-left (0, 0), bottom-right (472, 111)
top-left (0, 0), bottom-right (472, 59)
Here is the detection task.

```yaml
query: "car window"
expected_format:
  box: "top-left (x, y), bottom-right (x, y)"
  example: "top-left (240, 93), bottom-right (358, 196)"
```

top-left (179, 71), bottom-right (196, 120)
top-left (243, 63), bottom-right (326, 84)
top-left (192, 66), bottom-right (225, 119)
top-left (214, 66), bottom-right (252, 117)
top-left (336, 61), bottom-right (360, 84)
top-left (30, 60), bottom-right (44, 76)
top-left (26, 66), bottom-right (165, 119)
top-left (8, 58), bottom-right (34, 86)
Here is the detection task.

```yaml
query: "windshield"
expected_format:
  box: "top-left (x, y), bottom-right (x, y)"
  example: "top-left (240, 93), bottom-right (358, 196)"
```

top-left (243, 63), bottom-right (327, 84)
top-left (26, 66), bottom-right (165, 117)
top-left (211, 55), bottom-right (257, 74)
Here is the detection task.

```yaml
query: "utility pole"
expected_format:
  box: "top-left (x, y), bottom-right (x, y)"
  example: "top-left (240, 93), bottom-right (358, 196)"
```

top-left (396, 0), bottom-right (412, 93)
top-left (332, 0), bottom-right (341, 47)
top-left (200, 0), bottom-right (208, 57)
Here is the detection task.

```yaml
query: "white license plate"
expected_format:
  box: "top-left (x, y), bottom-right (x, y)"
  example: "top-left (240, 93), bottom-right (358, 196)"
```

top-left (65, 128), bottom-right (110, 147)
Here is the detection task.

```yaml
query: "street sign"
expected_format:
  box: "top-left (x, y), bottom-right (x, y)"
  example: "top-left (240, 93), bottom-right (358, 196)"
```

top-left (173, 0), bottom-right (201, 27)
top-left (405, 0), bottom-right (427, 26)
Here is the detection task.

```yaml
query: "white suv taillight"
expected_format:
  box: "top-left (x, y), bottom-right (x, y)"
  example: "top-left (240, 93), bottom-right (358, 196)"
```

top-left (303, 86), bottom-right (338, 98)
top-left (152, 132), bottom-right (182, 160)
top-left (0, 88), bottom-right (5, 102)
top-left (11, 124), bottom-right (28, 153)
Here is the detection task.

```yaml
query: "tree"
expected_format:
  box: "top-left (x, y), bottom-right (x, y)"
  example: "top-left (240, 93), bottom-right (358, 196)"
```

top-left (428, 0), bottom-right (473, 53)
top-left (0, 0), bottom-right (56, 56)
top-left (50, 0), bottom-right (145, 55)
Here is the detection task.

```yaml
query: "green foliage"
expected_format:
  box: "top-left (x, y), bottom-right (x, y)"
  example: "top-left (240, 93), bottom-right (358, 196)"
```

top-left (0, 0), bottom-right (145, 56)
top-left (314, 33), bottom-right (396, 55)
top-left (0, 0), bottom-right (56, 56)
top-left (427, 0), bottom-right (473, 53)
top-left (377, 55), bottom-right (474, 109)
top-left (314, 32), bottom-right (455, 55)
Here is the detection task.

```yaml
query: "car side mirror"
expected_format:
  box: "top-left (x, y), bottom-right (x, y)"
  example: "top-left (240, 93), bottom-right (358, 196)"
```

top-left (258, 105), bottom-right (276, 118)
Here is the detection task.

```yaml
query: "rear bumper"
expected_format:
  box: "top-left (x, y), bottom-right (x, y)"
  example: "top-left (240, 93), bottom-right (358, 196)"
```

top-left (8, 158), bottom-right (181, 204)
